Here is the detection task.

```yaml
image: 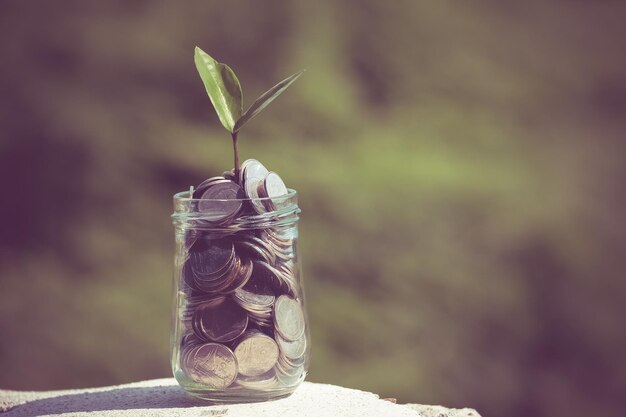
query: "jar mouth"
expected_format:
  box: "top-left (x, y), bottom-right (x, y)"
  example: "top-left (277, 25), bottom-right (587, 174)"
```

top-left (172, 188), bottom-right (297, 204)
top-left (172, 188), bottom-right (299, 231)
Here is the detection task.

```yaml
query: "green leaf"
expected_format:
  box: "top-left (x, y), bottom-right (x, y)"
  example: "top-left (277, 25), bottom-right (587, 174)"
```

top-left (194, 46), bottom-right (243, 132)
top-left (233, 70), bottom-right (305, 132)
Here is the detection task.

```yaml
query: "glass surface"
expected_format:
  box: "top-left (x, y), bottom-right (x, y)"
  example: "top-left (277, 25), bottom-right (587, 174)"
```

top-left (171, 190), bottom-right (310, 402)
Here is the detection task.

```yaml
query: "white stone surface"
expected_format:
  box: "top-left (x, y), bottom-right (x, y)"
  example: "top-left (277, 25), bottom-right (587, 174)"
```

top-left (0, 378), bottom-right (480, 417)
top-left (406, 404), bottom-right (482, 417)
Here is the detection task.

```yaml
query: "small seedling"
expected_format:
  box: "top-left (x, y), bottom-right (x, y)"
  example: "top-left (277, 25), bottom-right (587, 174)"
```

top-left (194, 46), bottom-right (304, 182)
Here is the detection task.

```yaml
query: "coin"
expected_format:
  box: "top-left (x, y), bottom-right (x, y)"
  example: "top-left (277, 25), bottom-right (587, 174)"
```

top-left (240, 159), bottom-right (271, 214)
top-left (275, 365), bottom-right (304, 386)
top-left (193, 257), bottom-right (237, 293)
top-left (189, 248), bottom-right (243, 294)
top-left (264, 172), bottom-right (287, 197)
top-left (276, 334), bottom-right (306, 360)
top-left (262, 229), bottom-right (295, 253)
top-left (276, 263), bottom-right (299, 295)
top-left (234, 332), bottom-right (279, 376)
top-left (236, 239), bottom-right (275, 265)
top-left (193, 176), bottom-right (228, 198)
top-left (273, 295), bottom-right (305, 342)
top-left (192, 297), bottom-right (248, 343)
top-left (254, 260), bottom-right (297, 296)
top-left (186, 343), bottom-right (238, 389)
top-left (244, 177), bottom-right (266, 214)
top-left (189, 238), bottom-right (235, 277)
top-left (276, 349), bottom-right (305, 373)
top-left (259, 172), bottom-right (288, 211)
top-left (240, 159), bottom-right (269, 187)
top-left (277, 348), bottom-right (305, 369)
top-left (234, 288), bottom-right (275, 310)
top-left (181, 343), bottom-right (198, 373)
top-left (181, 331), bottom-right (204, 348)
top-left (197, 181), bottom-right (244, 222)
top-left (270, 243), bottom-right (294, 263)
top-left (223, 257), bottom-right (254, 293)
top-left (241, 236), bottom-right (277, 264)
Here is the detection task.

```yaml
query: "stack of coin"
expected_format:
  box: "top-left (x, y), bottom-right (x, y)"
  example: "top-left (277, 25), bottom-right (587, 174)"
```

top-left (177, 159), bottom-right (307, 392)
top-left (273, 295), bottom-right (307, 384)
top-left (183, 239), bottom-right (254, 294)
top-left (181, 342), bottom-right (238, 389)
top-left (233, 330), bottom-right (280, 377)
top-left (192, 177), bottom-right (244, 224)
top-left (233, 280), bottom-right (275, 328)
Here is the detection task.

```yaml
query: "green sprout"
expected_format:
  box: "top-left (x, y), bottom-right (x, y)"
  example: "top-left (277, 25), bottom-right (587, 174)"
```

top-left (194, 46), bottom-right (304, 181)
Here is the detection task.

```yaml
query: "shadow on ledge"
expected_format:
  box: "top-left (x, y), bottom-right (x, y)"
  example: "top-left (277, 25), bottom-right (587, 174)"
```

top-left (3, 384), bottom-right (217, 417)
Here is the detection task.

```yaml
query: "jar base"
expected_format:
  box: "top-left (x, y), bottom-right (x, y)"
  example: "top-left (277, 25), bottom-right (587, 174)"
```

top-left (184, 387), bottom-right (297, 403)
top-left (175, 370), bottom-right (306, 403)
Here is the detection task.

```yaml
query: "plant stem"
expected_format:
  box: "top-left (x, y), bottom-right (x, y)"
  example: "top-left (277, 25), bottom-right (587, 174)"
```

top-left (232, 131), bottom-right (240, 183)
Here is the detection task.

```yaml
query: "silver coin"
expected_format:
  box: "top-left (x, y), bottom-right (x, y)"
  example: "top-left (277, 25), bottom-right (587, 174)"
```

top-left (276, 334), bottom-right (306, 360)
top-left (222, 257), bottom-right (254, 293)
top-left (187, 343), bottom-right (238, 389)
top-left (278, 349), bottom-right (305, 369)
top-left (274, 295), bottom-right (305, 342)
top-left (236, 240), bottom-right (274, 265)
top-left (238, 301), bottom-right (273, 316)
top-left (234, 333), bottom-right (279, 376)
top-left (240, 159), bottom-right (274, 214)
top-left (180, 332), bottom-right (204, 350)
top-left (264, 172), bottom-right (288, 198)
top-left (275, 365), bottom-right (305, 386)
top-left (181, 343), bottom-right (198, 373)
top-left (193, 176), bottom-right (228, 198)
top-left (197, 181), bottom-right (244, 222)
top-left (242, 236), bottom-right (276, 263)
top-left (189, 239), bottom-right (235, 277)
top-left (276, 352), bottom-right (305, 375)
top-left (259, 172), bottom-right (288, 211)
top-left (250, 320), bottom-right (273, 328)
top-left (271, 245), bottom-right (294, 263)
top-left (192, 296), bottom-right (248, 342)
top-left (241, 159), bottom-right (269, 186)
top-left (234, 288), bottom-right (275, 309)
top-left (249, 316), bottom-right (273, 325)
top-left (264, 230), bottom-right (295, 251)
top-left (245, 177), bottom-right (266, 214)
top-left (192, 255), bottom-right (238, 293)
top-left (277, 262), bottom-right (299, 288)
top-left (272, 262), bottom-right (299, 296)
top-left (254, 260), bottom-right (286, 281)
top-left (244, 176), bottom-right (261, 199)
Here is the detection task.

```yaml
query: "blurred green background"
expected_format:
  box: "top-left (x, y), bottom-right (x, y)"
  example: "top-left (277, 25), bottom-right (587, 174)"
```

top-left (1, 2), bottom-right (625, 416)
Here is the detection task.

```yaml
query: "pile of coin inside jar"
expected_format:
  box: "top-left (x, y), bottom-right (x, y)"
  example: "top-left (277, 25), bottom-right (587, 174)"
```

top-left (177, 159), bottom-right (307, 392)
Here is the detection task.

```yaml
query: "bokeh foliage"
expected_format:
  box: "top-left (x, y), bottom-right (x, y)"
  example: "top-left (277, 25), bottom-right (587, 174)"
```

top-left (1, 2), bottom-right (625, 417)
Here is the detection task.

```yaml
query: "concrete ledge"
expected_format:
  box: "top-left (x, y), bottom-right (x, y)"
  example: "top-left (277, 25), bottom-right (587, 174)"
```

top-left (0, 378), bottom-right (481, 417)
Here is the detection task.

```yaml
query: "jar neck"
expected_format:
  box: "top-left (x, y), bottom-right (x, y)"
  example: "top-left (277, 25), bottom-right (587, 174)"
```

top-left (172, 205), bottom-right (300, 232)
top-left (171, 190), bottom-right (300, 233)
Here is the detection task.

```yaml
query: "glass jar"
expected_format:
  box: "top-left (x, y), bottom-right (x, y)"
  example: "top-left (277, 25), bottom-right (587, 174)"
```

top-left (170, 188), bottom-right (310, 402)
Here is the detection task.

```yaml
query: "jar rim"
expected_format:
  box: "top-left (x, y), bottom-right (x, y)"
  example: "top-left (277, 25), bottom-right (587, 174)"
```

top-left (172, 188), bottom-right (299, 230)
top-left (173, 188), bottom-right (297, 203)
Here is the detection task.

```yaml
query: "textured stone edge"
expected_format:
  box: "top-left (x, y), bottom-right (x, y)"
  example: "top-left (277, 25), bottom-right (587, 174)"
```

top-left (405, 404), bottom-right (481, 417)
top-left (0, 391), bottom-right (35, 412)
top-left (0, 380), bottom-right (480, 416)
